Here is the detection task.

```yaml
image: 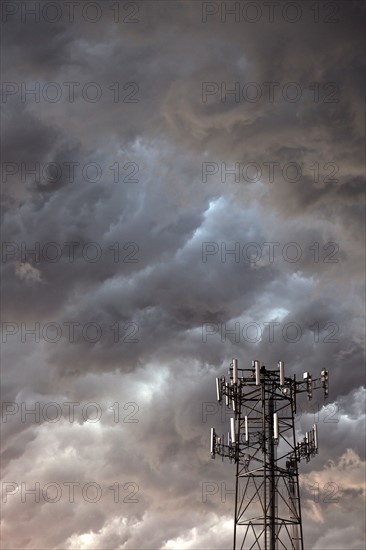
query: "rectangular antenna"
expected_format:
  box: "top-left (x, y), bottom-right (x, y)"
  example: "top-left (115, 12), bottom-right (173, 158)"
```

top-left (216, 378), bottom-right (222, 402)
top-left (313, 423), bottom-right (318, 450)
top-left (254, 360), bottom-right (261, 385)
top-left (244, 415), bottom-right (249, 442)
top-left (230, 417), bottom-right (236, 444)
top-left (232, 359), bottom-right (238, 384)
top-left (225, 383), bottom-right (230, 408)
top-left (278, 360), bottom-right (285, 386)
top-left (210, 428), bottom-right (215, 455)
top-left (273, 412), bottom-right (279, 442)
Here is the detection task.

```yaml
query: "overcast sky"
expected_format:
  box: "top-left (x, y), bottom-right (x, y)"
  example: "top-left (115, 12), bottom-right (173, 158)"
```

top-left (1, 1), bottom-right (365, 549)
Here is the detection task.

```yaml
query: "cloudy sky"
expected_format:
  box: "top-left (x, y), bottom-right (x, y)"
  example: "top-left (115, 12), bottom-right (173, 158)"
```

top-left (1, 1), bottom-right (365, 548)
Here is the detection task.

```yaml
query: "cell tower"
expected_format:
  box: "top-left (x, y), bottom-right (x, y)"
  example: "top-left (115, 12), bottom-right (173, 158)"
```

top-left (210, 359), bottom-right (329, 550)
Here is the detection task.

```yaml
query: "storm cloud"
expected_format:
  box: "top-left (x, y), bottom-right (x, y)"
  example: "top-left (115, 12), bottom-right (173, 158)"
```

top-left (1, 1), bottom-right (365, 549)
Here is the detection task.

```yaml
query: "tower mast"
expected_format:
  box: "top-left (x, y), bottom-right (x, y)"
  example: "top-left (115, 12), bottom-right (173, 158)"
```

top-left (210, 359), bottom-right (329, 550)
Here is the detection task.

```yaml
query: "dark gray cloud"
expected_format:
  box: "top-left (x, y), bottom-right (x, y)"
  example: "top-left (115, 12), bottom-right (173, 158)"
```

top-left (1, 1), bottom-right (365, 548)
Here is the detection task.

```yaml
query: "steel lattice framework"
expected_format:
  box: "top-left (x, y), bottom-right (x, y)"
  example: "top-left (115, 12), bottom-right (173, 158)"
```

top-left (210, 360), bottom-right (329, 550)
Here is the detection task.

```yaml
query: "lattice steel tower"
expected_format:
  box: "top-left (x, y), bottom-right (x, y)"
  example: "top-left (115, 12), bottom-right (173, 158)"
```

top-left (210, 359), bottom-right (329, 550)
